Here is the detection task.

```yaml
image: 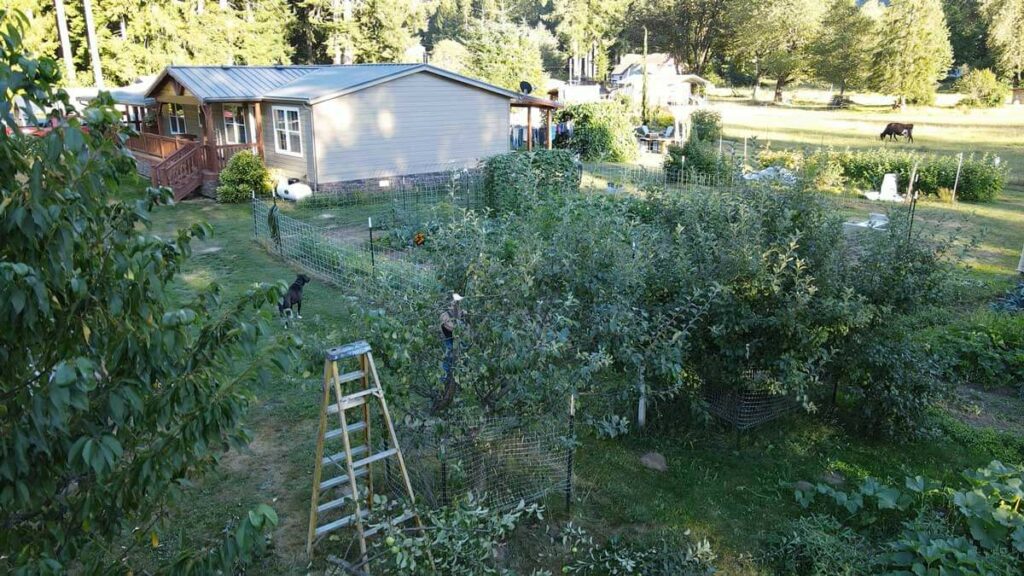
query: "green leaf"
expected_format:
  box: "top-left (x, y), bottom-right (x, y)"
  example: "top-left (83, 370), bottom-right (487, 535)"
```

top-left (876, 487), bottom-right (900, 510)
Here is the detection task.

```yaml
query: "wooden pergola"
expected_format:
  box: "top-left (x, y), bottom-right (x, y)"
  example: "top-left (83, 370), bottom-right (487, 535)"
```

top-left (511, 94), bottom-right (562, 151)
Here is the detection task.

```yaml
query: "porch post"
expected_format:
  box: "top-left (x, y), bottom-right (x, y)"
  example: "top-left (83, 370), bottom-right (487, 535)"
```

top-left (154, 103), bottom-right (162, 135)
top-left (526, 106), bottom-right (533, 151)
top-left (202, 103), bottom-right (217, 171)
top-left (546, 109), bottom-right (553, 150)
top-left (253, 102), bottom-right (264, 158)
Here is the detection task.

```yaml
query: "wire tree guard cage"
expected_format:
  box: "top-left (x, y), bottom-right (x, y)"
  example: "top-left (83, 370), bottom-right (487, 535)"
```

top-left (704, 369), bottom-right (800, 442)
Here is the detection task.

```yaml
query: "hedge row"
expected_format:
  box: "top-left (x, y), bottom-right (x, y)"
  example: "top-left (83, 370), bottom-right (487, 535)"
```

top-left (758, 147), bottom-right (1008, 202)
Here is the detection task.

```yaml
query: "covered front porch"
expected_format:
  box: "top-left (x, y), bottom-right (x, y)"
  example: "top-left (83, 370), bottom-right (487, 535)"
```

top-left (510, 95), bottom-right (561, 151)
top-left (113, 78), bottom-right (264, 200)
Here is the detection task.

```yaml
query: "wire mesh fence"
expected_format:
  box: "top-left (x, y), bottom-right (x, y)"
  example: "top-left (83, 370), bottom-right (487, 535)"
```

top-left (580, 162), bottom-right (739, 197)
top-left (385, 409), bottom-right (575, 513)
top-left (252, 167), bottom-right (489, 298)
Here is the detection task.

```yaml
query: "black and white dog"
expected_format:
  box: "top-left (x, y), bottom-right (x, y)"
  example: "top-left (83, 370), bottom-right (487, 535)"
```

top-left (279, 274), bottom-right (310, 319)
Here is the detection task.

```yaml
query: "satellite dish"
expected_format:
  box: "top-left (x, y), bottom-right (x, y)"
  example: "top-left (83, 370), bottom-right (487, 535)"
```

top-left (519, 81), bottom-right (533, 94)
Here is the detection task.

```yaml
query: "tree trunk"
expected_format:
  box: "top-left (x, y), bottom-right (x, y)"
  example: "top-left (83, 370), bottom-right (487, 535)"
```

top-left (119, 17), bottom-right (127, 40)
top-left (773, 77), bottom-right (785, 103)
top-left (839, 79), bottom-right (846, 98)
top-left (220, 0), bottom-right (228, 8)
top-left (752, 63), bottom-right (761, 101)
top-left (82, 0), bottom-right (104, 88)
top-left (342, 0), bottom-right (353, 64)
top-left (54, 0), bottom-right (75, 84)
top-left (198, 0), bottom-right (205, 14)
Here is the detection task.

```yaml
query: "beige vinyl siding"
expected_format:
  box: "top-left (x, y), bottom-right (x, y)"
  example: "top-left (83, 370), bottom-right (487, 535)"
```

top-left (261, 101), bottom-right (315, 181)
top-left (311, 72), bottom-right (510, 183)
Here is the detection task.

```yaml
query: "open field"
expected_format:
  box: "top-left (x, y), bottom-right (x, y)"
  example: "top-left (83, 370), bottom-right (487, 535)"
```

top-left (714, 98), bottom-right (1024, 184)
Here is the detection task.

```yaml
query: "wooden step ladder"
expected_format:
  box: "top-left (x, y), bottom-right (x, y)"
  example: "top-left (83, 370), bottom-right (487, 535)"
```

top-left (306, 340), bottom-right (424, 571)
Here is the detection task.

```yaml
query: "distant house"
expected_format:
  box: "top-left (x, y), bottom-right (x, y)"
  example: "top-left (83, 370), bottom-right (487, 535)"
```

top-left (109, 64), bottom-right (558, 200)
top-left (609, 53), bottom-right (713, 108)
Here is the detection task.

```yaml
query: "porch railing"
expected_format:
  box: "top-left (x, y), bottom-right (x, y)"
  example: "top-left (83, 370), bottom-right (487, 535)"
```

top-left (126, 133), bottom-right (193, 160)
top-left (212, 143), bottom-right (257, 171)
top-left (152, 143), bottom-right (207, 202)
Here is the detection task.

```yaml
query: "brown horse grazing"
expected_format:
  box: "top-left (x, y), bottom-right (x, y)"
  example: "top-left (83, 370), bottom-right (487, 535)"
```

top-left (880, 122), bottom-right (914, 143)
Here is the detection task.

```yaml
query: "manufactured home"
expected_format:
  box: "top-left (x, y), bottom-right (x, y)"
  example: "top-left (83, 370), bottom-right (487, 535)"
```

top-left (110, 64), bottom-right (559, 200)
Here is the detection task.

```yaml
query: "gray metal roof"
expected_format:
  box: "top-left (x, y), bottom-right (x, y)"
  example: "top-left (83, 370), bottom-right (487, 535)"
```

top-left (264, 64), bottom-right (521, 104)
top-left (107, 75), bottom-right (157, 106)
top-left (147, 66), bottom-right (323, 103)
top-left (138, 63), bottom-right (556, 108)
top-left (264, 64), bottom-right (419, 102)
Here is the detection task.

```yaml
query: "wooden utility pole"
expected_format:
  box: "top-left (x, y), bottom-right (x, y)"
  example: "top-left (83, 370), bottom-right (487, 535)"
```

top-left (54, 0), bottom-right (75, 83)
top-left (82, 0), bottom-right (104, 88)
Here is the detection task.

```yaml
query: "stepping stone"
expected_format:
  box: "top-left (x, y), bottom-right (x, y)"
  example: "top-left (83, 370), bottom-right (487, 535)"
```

top-left (640, 451), bottom-right (668, 472)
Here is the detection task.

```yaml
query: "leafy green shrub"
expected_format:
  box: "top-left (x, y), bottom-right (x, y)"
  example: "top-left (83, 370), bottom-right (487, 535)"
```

top-left (804, 150), bottom-right (846, 193)
top-left (370, 496), bottom-right (542, 575)
top-left (555, 100), bottom-right (637, 162)
top-left (790, 461), bottom-right (1024, 574)
top-left (758, 147), bottom-right (1007, 202)
top-left (836, 327), bottom-right (945, 438)
top-left (689, 108), bottom-right (722, 143)
top-left (757, 146), bottom-right (804, 171)
top-left (663, 139), bottom-right (733, 182)
top-left (217, 150), bottom-right (270, 203)
top-left (556, 523), bottom-right (717, 575)
top-left (647, 106), bottom-right (676, 131)
top-left (956, 68), bottom-right (1010, 108)
top-left (483, 150), bottom-right (579, 213)
top-left (937, 312), bottom-right (1024, 390)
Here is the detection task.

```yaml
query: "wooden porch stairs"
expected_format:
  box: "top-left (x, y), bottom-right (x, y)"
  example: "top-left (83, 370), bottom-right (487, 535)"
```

top-left (151, 143), bottom-right (207, 202)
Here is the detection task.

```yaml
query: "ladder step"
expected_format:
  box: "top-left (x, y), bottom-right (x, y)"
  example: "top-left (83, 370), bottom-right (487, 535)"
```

top-left (326, 388), bottom-right (377, 414)
top-left (320, 466), bottom-right (369, 491)
top-left (322, 445), bottom-right (368, 467)
top-left (315, 508), bottom-right (369, 537)
top-left (326, 341), bottom-right (371, 361)
top-left (363, 511), bottom-right (416, 538)
top-left (324, 421), bottom-right (366, 441)
top-left (336, 370), bottom-right (365, 384)
top-left (351, 448), bottom-right (397, 469)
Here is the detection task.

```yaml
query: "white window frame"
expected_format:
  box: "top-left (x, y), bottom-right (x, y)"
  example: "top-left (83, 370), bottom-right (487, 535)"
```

top-left (273, 106), bottom-right (303, 157)
top-left (223, 104), bottom-right (247, 144)
top-left (167, 103), bottom-right (186, 135)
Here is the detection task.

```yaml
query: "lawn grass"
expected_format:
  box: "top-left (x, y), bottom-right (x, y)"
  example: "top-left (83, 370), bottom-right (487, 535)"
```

top-left (129, 98), bottom-right (1024, 574)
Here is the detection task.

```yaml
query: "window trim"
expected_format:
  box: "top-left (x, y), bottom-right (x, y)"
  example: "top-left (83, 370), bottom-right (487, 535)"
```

top-left (223, 104), bottom-right (247, 145)
top-left (167, 103), bottom-right (187, 135)
top-left (272, 106), bottom-right (303, 157)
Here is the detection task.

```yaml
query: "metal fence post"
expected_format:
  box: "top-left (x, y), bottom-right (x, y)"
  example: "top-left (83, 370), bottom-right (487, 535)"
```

top-left (368, 217), bottom-right (376, 270)
top-left (565, 393), bottom-right (576, 514)
top-left (251, 192), bottom-right (257, 239)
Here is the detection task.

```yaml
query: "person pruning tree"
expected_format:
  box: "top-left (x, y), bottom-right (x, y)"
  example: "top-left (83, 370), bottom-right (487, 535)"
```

top-left (434, 293), bottom-right (463, 413)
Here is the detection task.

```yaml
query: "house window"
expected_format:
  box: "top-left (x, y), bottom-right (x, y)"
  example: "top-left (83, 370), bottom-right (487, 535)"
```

top-left (167, 103), bottom-right (186, 134)
top-left (223, 104), bottom-right (247, 144)
top-left (273, 106), bottom-right (302, 156)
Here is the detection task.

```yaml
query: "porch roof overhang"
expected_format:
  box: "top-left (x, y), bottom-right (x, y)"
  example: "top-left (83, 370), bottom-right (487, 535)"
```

top-left (511, 94), bottom-right (562, 110)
